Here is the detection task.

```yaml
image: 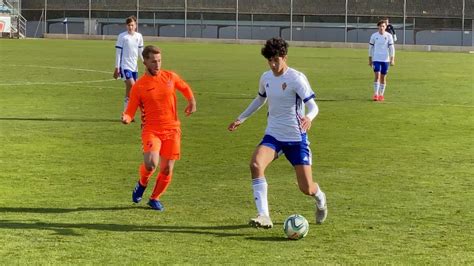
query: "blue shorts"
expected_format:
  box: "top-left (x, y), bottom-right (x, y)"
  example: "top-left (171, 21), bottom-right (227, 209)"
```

top-left (259, 134), bottom-right (312, 166)
top-left (120, 68), bottom-right (138, 81)
top-left (373, 61), bottom-right (390, 75)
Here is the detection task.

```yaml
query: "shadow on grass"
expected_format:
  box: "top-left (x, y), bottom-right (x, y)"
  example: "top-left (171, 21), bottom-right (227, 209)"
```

top-left (0, 207), bottom-right (289, 239)
top-left (0, 117), bottom-right (118, 123)
top-left (0, 219), bottom-right (249, 237)
top-left (246, 236), bottom-right (289, 242)
top-left (0, 206), bottom-right (137, 213)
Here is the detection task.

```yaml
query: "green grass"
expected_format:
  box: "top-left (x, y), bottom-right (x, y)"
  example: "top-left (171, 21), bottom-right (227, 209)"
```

top-left (0, 39), bottom-right (473, 264)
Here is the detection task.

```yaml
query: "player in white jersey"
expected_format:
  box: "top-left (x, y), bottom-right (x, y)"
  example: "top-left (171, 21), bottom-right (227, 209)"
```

top-left (228, 38), bottom-right (327, 228)
top-left (369, 20), bottom-right (395, 101)
top-left (113, 16), bottom-right (144, 110)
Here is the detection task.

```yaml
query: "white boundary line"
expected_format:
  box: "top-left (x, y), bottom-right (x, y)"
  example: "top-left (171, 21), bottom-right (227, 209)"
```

top-left (70, 84), bottom-right (474, 108)
top-left (2, 65), bottom-right (472, 108)
top-left (6, 64), bottom-right (111, 74)
top-left (381, 101), bottom-right (474, 108)
top-left (0, 64), bottom-right (115, 86)
top-left (0, 79), bottom-right (116, 86)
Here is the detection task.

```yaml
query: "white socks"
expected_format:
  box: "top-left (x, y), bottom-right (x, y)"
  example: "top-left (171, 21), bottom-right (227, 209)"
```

top-left (373, 82), bottom-right (380, 95)
top-left (252, 177), bottom-right (269, 217)
top-left (315, 185), bottom-right (326, 207)
top-left (379, 83), bottom-right (386, 96)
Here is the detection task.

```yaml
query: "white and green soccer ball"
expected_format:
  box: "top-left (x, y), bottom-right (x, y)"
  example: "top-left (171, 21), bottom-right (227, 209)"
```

top-left (283, 214), bottom-right (309, 240)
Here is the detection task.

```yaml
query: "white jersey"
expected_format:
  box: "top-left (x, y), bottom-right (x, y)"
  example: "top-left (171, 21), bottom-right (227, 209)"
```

top-left (369, 32), bottom-right (395, 62)
top-left (115, 31), bottom-right (144, 71)
top-left (258, 67), bottom-right (316, 142)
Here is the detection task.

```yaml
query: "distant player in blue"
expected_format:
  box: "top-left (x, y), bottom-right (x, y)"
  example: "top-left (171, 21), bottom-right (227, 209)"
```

top-left (113, 16), bottom-right (144, 110)
top-left (228, 38), bottom-right (327, 229)
top-left (369, 20), bottom-right (395, 101)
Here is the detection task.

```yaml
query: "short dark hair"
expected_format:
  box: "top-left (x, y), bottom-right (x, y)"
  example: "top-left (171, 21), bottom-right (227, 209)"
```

top-left (126, 16), bottom-right (137, 24)
top-left (261, 37), bottom-right (289, 59)
top-left (377, 20), bottom-right (387, 27)
top-left (142, 45), bottom-right (161, 59)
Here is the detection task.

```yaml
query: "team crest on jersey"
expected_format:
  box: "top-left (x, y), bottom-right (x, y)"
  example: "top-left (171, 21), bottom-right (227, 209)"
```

top-left (282, 82), bottom-right (287, 90)
top-left (266, 83), bottom-right (269, 88)
top-left (167, 80), bottom-right (173, 88)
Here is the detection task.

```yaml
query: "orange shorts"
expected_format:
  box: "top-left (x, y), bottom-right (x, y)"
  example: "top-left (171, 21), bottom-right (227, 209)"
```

top-left (141, 128), bottom-right (181, 160)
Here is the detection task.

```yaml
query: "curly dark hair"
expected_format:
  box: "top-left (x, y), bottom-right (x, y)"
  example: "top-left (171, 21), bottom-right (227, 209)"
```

top-left (261, 37), bottom-right (289, 59)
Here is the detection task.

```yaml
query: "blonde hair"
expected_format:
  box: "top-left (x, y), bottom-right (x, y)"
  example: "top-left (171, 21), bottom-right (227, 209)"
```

top-left (142, 45), bottom-right (162, 59)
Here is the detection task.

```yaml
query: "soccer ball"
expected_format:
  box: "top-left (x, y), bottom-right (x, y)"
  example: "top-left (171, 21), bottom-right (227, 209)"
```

top-left (283, 214), bottom-right (309, 240)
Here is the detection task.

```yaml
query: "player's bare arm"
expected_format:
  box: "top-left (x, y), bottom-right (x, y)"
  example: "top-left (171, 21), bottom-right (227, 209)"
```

top-left (121, 112), bottom-right (132, 124)
top-left (185, 97), bottom-right (197, 116)
top-left (113, 67), bottom-right (120, 79)
top-left (300, 116), bottom-right (312, 131)
top-left (228, 120), bottom-right (242, 131)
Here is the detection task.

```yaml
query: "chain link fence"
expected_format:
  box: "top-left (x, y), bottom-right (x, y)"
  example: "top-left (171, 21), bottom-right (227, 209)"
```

top-left (20, 0), bottom-right (473, 46)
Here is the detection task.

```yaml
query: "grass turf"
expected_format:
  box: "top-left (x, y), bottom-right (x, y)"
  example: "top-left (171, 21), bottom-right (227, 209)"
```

top-left (0, 39), bottom-right (473, 264)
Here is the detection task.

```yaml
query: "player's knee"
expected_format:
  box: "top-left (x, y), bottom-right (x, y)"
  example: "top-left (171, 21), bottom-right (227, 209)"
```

top-left (160, 165), bottom-right (173, 176)
top-left (144, 162), bottom-right (157, 172)
top-left (250, 161), bottom-right (263, 173)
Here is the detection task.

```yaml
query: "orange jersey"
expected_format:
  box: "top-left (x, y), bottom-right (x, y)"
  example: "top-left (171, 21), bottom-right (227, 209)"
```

top-left (124, 70), bottom-right (194, 130)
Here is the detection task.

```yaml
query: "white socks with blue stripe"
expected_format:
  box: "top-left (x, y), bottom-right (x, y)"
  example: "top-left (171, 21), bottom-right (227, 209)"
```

top-left (374, 82), bottom-right (380, 95)
top-left (252, 177), bottom-right (269, 217)
top-left (379, 84), bottom-right (386, 96)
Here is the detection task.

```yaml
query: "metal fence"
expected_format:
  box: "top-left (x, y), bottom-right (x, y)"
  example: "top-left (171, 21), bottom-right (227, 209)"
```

top-left (20, 0), bottom-right (473, 46)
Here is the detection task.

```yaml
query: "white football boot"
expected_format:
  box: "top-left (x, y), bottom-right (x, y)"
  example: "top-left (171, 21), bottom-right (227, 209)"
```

top-left (316, 191), bottom-right (328, 224)
top-left (249, 215), bottom-right (273, 229)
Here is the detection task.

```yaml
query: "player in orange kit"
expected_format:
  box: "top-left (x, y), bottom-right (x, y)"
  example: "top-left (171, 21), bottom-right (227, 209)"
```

top-left (121, 45), bottom-right (197, 211)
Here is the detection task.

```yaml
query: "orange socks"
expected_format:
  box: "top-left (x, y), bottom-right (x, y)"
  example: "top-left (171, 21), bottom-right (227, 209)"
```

top-left (138, 164), bottom-right (173, 200)
top-left (139, 163), bottom-right (154, 187)
top-left (150, 172), bottom-right (172, 200)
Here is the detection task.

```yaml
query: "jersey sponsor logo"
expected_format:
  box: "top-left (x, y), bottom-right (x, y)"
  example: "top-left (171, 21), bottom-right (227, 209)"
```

top-left (282, 82), bottom-right (287, 90)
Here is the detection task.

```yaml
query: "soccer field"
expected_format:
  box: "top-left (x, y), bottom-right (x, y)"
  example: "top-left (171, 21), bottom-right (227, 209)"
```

top-left (0, 39), bottom-right (473, 264)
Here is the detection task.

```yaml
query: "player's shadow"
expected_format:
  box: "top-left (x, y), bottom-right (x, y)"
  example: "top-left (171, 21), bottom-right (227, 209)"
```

top-left (245, 223), bottom-right (289, 242)
top-left (246, 236), bottom-right (289, 242)
top-left (0, 117), bottom-right (118, 123)
top-left (0, 206), bottom-right (137, 213)
top-left (0, 219), bottom-right (249, 237)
